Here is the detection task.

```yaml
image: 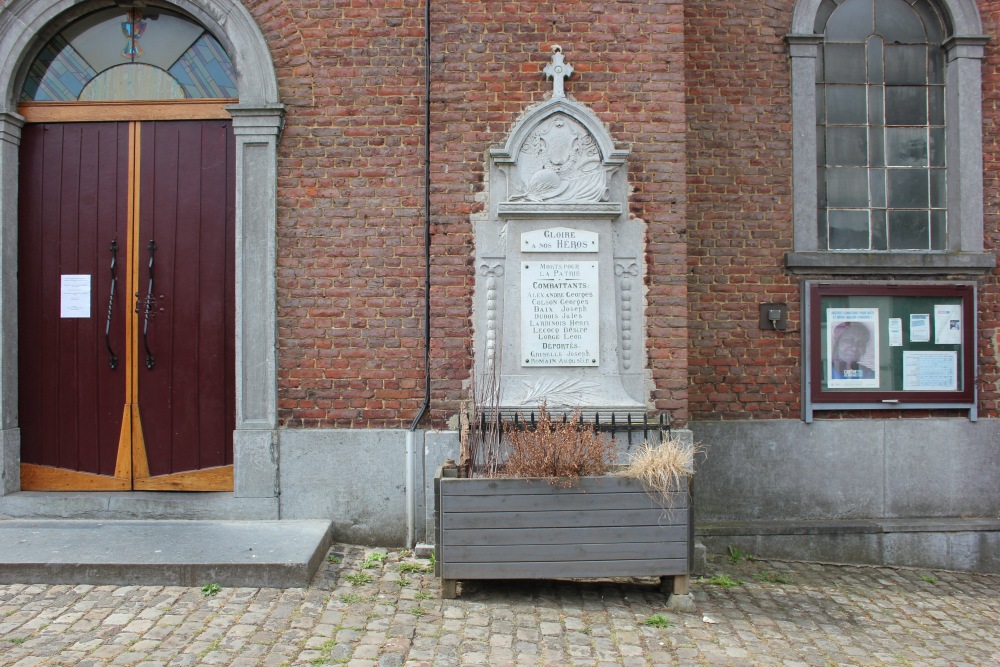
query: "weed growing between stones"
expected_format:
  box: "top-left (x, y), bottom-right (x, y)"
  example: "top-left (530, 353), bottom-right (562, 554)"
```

top-left (643, 613), bottom-right (674, 628)
top-left (703, 575), bottom-right (743, 589)
top-left (344, 573), bottom-right (373, 586)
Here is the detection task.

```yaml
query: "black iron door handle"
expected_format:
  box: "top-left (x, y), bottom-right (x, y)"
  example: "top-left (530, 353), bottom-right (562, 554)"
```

top-left (104, 239), bottom-right (119, 369)
top-left (135, 239), bottom-right (157, 370)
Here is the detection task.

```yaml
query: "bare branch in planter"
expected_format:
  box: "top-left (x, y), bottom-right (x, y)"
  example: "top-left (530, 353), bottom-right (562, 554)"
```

top-left (494, 403), bottom-right (617, 487)
top-left (464, 338), bottom-right (505, 478)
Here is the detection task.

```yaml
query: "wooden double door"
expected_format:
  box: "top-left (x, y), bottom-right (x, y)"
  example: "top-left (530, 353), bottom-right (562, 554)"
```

top-left (18, 119), bottom-right (236, 491)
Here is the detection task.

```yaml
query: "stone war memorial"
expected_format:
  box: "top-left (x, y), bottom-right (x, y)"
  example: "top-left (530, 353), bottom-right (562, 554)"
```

top-left (474, 47), bottom-right (646, 418)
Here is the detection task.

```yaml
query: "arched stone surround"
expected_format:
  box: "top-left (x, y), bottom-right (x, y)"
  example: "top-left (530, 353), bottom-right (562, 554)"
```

top-left (0, 0), bottom-right (283, 506)
top-left (786, 0), bottom-right (992, 273)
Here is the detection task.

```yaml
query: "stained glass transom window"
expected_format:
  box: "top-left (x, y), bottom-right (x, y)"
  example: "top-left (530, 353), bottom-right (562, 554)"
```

top-left (815, 0), bottom-right (947, 251)
top-left (22, 7), bottom-right (237, 101)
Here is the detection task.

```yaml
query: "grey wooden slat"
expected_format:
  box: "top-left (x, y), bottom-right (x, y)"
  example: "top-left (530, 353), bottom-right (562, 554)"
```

top-left (440, 558), bottom-right (688, 580)
top-left (441, 490), bottom-right (687, 513)
top-left (439, 476), bottom-right (688, 496)
top-left (442, 508), bottom-right (688, 530)
top-left (440, 524), bottom-right (689, 546)
top-left (442, 541), bottom-right (689, 563)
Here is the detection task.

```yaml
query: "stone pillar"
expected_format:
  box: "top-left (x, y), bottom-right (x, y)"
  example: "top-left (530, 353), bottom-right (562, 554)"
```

top-left (944, 36), bottom-right (988, 254)
top-left (0, 112), bottom-right (22, 496)
top-left (228, 104), bottom-right (283, 498)
top-left (786, 34), bottom-right (822, 253)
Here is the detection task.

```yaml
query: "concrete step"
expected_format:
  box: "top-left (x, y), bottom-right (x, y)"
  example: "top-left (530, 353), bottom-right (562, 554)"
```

top-left (0, 519), bottom-right (334, 588)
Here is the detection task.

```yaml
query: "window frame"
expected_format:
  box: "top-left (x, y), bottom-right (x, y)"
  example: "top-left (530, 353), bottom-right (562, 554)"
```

top-left (786, 0), bottom-right (993, 274)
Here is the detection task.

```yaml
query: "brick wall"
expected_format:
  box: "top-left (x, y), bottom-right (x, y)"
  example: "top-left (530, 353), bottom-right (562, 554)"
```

top-left (254, 0), bottom-right (688, 429)
top-left (255, 0), bottom-right (427, 429)
top-left (684, 1), bottom-right (801, 419)
top-left (685, 1), bottom-right (1000, 420)
top-left (978, 1), bottom-right (1000, 419)
top-left (259, 0), bottom-right (1000, 429)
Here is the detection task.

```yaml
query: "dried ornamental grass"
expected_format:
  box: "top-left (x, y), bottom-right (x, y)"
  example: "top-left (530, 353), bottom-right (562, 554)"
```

top-left (617, 438), bottom-right (700, 509)
top-left (496, 405), bottom-right (617, 486)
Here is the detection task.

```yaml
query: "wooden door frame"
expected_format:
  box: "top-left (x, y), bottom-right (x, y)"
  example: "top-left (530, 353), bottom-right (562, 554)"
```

top-left (17, 109), bottom-right (238, 491)
top-left (0, 0), bottom-right (284, 501)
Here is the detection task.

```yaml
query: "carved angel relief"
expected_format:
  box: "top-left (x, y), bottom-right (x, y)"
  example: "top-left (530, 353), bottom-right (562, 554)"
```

top-left (509, 115), bottom-right (616, 204)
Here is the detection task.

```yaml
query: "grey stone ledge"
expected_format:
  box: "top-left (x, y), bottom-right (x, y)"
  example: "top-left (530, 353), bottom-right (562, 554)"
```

top-left (698, 517), bottom-right (1000, 537)
top-left (0, 491), bottom-right (279, 520)
top-left (786, 251), bottom-right (996, 275)
top-left (497, 202), bottom-right (623, 219)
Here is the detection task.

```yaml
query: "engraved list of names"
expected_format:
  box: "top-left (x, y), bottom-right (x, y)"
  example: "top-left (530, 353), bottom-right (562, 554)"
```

top-left (521, 261), bottom-right (599, 366)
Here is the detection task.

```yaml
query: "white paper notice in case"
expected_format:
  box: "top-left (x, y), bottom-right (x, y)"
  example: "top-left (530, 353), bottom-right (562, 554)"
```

top-left (934, 304), bottom-right (962, 345)
top-left (888, 318), bottom-right (903, 347)
top-left (903, 351), bottom-right (957, 391)
top-left (60, 274), bottom-right (91, 318)
top-left (910, 314), bottom-right (930, 342)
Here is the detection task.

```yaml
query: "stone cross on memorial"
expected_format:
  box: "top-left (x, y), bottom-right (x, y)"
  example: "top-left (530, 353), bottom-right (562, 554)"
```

top-left (544, 46), bottom-right (573, 99)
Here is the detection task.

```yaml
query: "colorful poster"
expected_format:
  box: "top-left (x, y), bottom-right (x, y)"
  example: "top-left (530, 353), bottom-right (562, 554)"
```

top-left (827, 308), bottom-right (879, 389)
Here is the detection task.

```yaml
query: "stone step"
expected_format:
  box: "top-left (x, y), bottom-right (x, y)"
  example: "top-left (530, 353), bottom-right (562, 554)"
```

top-left (0, 519), bottom-right (334, 588)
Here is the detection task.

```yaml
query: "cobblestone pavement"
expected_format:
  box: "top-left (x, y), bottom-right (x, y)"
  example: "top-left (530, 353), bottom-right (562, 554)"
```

top-left (1, 545), bottom-right (999, 667)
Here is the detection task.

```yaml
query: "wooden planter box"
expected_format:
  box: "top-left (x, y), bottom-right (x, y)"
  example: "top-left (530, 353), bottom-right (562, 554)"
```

top-left (435, 472), bottom-right (691, 599)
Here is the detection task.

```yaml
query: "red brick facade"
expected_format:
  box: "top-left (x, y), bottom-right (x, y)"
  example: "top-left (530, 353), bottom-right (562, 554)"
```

top-left (686, 0), bottom-right (1000, 421)
top-left (685, 1), bottom-right (800, 420)
top-left (978, 1), bottom-right (1000, 416)
top-left (258, 0), bottom-right (999, 429)
top-left (264, 1), bottom-right (688, 429)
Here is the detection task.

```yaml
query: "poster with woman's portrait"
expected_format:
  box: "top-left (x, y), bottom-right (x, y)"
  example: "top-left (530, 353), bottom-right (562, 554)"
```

top-left (827, 308), bottom-right (879, 389)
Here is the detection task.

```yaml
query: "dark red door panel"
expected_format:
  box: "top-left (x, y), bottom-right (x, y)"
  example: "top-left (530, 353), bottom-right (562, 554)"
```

top-left (18, 122), bottom-right (129, 475)
top-left (137, 120), bottom-right (235, 477)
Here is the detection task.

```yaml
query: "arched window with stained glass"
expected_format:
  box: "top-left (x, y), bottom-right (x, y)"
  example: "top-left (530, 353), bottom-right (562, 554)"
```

top-left (22, 7), bottom-right (237, 102)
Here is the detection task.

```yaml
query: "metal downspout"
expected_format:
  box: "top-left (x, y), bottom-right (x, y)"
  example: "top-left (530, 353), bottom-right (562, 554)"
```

top-left (407, 0), bottom-right (433, 548)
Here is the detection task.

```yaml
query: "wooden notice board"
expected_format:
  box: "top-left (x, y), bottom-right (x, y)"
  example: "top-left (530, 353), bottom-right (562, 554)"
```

top-left (804, 281), bottom-right (977, 421)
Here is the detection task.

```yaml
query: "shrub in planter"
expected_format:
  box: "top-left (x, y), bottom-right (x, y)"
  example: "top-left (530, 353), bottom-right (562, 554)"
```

top-left (435, 406), bottom-right (696, 601)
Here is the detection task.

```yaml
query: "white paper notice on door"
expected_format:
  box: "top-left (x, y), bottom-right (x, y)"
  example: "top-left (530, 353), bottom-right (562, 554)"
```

top-left (60, 274), bottom-right (91, 318)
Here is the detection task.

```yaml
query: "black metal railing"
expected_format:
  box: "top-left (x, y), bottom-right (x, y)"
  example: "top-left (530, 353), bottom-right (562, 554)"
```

top-left (474, 410), bottom-right (672, 449)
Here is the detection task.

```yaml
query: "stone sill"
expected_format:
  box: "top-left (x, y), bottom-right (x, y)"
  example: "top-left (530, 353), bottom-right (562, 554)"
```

top-left (697, 517), bottom-right (1000, 536)
top-left (786, 251), bottom-right (996, 275)
top-left (497, 202), bottom-right (623, 219)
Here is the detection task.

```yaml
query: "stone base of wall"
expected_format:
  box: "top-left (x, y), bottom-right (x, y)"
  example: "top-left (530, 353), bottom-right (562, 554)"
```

top-left (690, 419), bottom-right (1000, 522)
top-left (7, 417), bottom-right (995, 570)
top-left (279, 428), bottom-right (461, 546)
top-left (698, 518), bottom-right (1000, 574)
top-left (0, 428), bottom-right (464, 548)
top-left (690, 418), bottom-right (1000, 574)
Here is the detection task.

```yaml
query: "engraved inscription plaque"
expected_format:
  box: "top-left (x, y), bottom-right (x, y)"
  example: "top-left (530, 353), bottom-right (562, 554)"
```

top-left (521, 227), bottom-right (598, 253)
top-left (521, 261), bottom-right (599, 367)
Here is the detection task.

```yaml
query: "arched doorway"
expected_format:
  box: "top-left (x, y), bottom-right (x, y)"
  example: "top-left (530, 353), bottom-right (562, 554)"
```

top-left (0, 0), bottom-right (283, 501)
top-left (19, 7), bottom-right (237, 490)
